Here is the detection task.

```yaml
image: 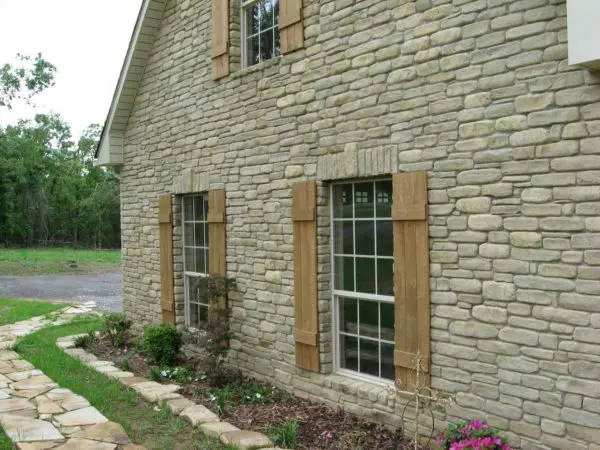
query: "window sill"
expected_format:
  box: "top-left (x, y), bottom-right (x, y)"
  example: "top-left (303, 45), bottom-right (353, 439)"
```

top-left (231, 56), bottom-right (283, 80)
top-left (334, 369), bottom-right (395, 390)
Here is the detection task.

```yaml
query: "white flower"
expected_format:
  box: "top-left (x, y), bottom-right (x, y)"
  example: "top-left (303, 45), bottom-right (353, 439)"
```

top-left (255, 393), bottom-right (262, 399)
top-left (153, 406), bottom-right (161, 411)
top-left (210, 395), bottom-right (217, 401)
top-left (161, 371), bottom-right (167, 377)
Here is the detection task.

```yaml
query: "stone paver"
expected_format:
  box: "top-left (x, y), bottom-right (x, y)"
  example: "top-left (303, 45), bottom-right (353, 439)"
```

top-left (180, 404), bottom-right (219, 426)
top-left (72, 421), bottom-right (130, 445)
top-left (199, 421), bottom-right (240, 439)
top-left (54, 406), bottom-right (108, 427)
top-left (0, 414), bottom-right (64, 442)
top-left (220, 430), bottom-right (273, 449)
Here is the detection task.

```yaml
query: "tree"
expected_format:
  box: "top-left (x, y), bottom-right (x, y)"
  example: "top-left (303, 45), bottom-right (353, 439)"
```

top-left (0, 53), bottom-right (56, 109)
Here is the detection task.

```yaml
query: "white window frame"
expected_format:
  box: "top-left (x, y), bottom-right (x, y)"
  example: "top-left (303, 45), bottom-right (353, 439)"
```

top-left (240, 0), bottom-right (280, 68)
top-left (330, 180), bottom-right (395, 387)
top-left (182, 194), bottom-right (209, 328)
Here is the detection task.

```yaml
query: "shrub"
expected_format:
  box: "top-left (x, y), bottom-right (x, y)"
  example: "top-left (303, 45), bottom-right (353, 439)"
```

top-left (160, 365), bottom-right (198, 384)
top-left (143, 323), bottom-right (182, 366)
top-left (100, 313), bottom-right (131, 347)
top-left (120, 357), bottom-right (132, 371)
top-left (149, 366), bottom-right (163, 382)
top-left (183, 274), bottom-right (235, 387)
top-left (74, 332), bottom-right (95, 350)
top-left (437, 420), bottom-right (511, 450)
top-left (267, 419), bottom-right (298, 449)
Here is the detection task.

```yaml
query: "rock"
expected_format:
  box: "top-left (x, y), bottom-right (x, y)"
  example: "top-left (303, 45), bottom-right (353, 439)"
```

top-left (121, 445), bottom-right (147, 450)
top-left (220, 430), bottom-right (273, 449)
top-left (12, 360), bottom-right (35, 371)
top-left (118, 377), bottom-right (149, 387)
top-left (200, 421), bottom-right (240, 439)
top-left (165, 398), bottom-right (195, 415)
top-left (72, 421), bottom-right (131, 445)
top-left (0, 351), bottom-right (20, 361)
top-left (0, 414), bottom-right (64, 442)
top-left (52, 438), bottom-right (116, 450)
top-left (11, 376), bottom-right (57, 391)
top-left (132, 382), bottom-right (180, 403)
top-left (54, 407), bottom-right (108, 427)
top-left (35, 399), bottom-right (63, 415)
top-left (180, 404), bottom-right (219, 426)
top-left (16, 442), bottom-right (63, 449)
top-left (12, 387), bottom-right (53, 400)
top-left (472, 305), bottom-right (508, 324)
top-left (93, 365), bottom-right (119, 374)
top-left (106, 371), bottom-right (134, 380)
top-left (7, 371), bottom-right (43, 382)
top-left (57, 395), bottom-right (89, 412)
top-left (0, 398), bottom-right (36, 413)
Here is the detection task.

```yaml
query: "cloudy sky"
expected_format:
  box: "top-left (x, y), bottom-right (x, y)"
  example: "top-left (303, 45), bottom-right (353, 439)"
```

top-left (0, 0), bottom-right (143, 137)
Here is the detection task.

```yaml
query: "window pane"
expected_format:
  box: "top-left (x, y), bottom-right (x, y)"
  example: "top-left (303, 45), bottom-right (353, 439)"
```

top-left (204, 223), bottom-right (209, 247)
top-left (355, 257), bottom-right (376, 294)
top-left (334, 256), bottom-right (354, 292)
top-left (247, 34), bottom-right (259, 66)
top-left (355, 221), bottom-right (375, 255)
top-left (360, 339), bottom-right (380, 377)
top-left (380, 302), bottom-right (394, 342)
top-left (333, 184), bottom-right (353, 219)
top-left (339, 297), bottom-right (357, 334)
top-left (377, 259), bottom-right (394, 296)
top-left (381, 343), bottom-right (395, 380)
top-left (375, 180), bottom-right (393, 218)
top-left (246, 3), bottom-right (259, 35)
top-left (359, 300), bottom-right (379, 339)
top-left (273, 0), bottom-right (279, 25)
top-left (354, 182), bottom-right (374, 218)
top-left (184, 247), bottom-right (195, 272)
top-left (184, 223), bottom-right (194, 246)
top-left (340, 335), bottom-right (358, 372)
top-left (194, 196), bottom-right (205, 222)
top-left (199, 305), bottom-right (209, 323)
top-left (195, 248), bottom-right (207, 274)
top-left (189, 301), bottom-right (199, 327)
top-left (195, 223), bottom-right (205, 247)
top-left (203, 197), bottom-right (209, 221)
top-left (184, 197), bottom-right (194, 221)
top-left (260, 30), bottom-right (273, 61)
top-left (376, 221), bottom-right (393, 257)
top-left (274, 26), bottom-right (280, 57)
top-left (260, 0), bottom-right (276, 28)
top-left (333, 220), bottom-right (353, 255)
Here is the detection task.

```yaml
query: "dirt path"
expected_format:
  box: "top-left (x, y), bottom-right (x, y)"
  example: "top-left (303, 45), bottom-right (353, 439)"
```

top-left (0, 270), bottom-right (122, 312)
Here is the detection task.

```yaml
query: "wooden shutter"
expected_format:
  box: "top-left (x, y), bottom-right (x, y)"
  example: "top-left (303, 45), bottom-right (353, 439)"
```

top-left (279, 0), bottom-right (303, 54)
top-left (159, 194), bottom-right (175, 324)
top-left (212, 0), bottom-right (229, 80)
top-left (392, 171), bottom-right (430, 385)
top-left (292, 180), bottom-right (319, 372)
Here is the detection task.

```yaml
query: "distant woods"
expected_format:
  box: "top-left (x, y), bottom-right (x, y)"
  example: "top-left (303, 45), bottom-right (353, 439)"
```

top-left (0, 54), bottom-right (120, 248)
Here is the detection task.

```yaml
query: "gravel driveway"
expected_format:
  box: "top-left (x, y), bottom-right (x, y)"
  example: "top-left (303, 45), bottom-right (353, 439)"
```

top-left (0, 270), bottom-right (122, 312)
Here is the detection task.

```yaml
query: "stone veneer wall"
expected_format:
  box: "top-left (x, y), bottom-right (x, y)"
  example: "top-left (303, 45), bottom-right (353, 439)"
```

top-left (120, 0), bottom-right (600, 448)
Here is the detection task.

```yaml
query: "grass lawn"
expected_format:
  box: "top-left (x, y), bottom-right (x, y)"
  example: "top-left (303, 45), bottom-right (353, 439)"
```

top-left (0, 248), bottom-right (121, 275)
top-left (15, 317), bottom-right (229, 450)
top-left (0, 297), bottom-right (66, 326)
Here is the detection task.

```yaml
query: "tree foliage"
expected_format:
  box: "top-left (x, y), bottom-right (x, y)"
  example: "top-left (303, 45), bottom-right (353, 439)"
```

top-left (0, 54), bottom-right (56, 109)
top-left (0, 115), bottom-right (120, 248)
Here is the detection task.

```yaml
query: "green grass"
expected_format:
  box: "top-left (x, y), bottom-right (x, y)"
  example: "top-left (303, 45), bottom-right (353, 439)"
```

top-left (14, 317), bottom-right (228, 450)
top-left (0, 248), bottom-right (121, 275)
top-left (0, 297), bottom-right (66, 326)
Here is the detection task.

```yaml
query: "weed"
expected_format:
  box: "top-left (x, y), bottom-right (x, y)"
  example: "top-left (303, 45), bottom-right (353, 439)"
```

top-left (74, 331), bottom-right (96, 350)
top-left (120, 358), bottom-right (132, 372)
top-left (101, 313), bottom-right (131, 347)
top-left (267, 419), bottom-right (298, 449)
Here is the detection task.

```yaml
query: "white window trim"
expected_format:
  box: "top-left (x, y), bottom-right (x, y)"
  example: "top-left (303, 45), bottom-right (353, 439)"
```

top-left (330, 181), bottom-right (395, 388)
top-left (240, 0), bottom-right (280, 69)
top-left (182, 194), bottom-right (210, 328)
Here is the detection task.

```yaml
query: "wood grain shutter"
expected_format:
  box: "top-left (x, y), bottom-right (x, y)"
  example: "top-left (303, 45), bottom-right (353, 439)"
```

top-left (212, 0), bottom-right (229, 80)
top-left (279, 0), bottom-right (303, 54)
top-left (392, 171), bottom-right (430, 385)
top-left (159, 194), bottom-right (175, 324)
top-left (292, 180), bottom-right (319, 372)
top-left (208, 190), bottom-right (227, 318)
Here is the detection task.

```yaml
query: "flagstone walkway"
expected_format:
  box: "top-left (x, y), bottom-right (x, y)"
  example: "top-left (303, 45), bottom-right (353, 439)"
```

top-left (0, 302), bottom-right (143, 450)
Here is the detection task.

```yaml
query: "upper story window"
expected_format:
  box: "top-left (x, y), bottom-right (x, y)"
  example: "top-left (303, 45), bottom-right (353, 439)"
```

top-left (183, 195), bottom-right (209, 327)
top-left (242, 0), bottom-right (280, 67)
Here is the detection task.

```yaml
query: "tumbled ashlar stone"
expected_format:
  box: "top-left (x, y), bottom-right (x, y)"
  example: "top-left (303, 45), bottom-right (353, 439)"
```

top-left (220, 430), bottom-right (273, 449)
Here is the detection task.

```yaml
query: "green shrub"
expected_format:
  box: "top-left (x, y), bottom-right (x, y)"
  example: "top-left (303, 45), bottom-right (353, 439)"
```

top-left (149, 366), bottom-right (163, 382)
top-left (74, 332), bottom-right (95, 350)
top-left (143, 324), bottom-right (182, 366)
top-left (267, 419), bottom-right (298, 449)
top-left (120, 358), bottom-right (132, 371)
top-left (100, 313), bottom-right (131, 347)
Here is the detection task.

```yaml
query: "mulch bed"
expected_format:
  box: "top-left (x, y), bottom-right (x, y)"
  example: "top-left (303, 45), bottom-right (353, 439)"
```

top-left (90, 334), bottom-right (425, 450)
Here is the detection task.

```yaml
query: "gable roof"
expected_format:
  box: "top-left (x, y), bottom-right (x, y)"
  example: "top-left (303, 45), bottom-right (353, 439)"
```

top-left (95, 0), bottom-right (167, 166)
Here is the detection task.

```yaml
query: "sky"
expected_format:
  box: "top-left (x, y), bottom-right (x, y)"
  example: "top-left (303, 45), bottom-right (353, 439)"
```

top-left (0, 0), bottom-right (143, 138)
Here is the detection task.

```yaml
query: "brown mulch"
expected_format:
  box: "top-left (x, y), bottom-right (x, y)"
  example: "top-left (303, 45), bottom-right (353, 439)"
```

top-left (89, 335), bottom-right (427, 450)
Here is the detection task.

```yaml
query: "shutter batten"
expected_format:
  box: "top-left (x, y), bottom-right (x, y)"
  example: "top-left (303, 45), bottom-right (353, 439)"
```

top-left (279, 0), bottom-right (304, 54)
top-left (159, 194), bottom-right (175, 324)
top-left (212, 0), bottom-right (229, 79)
top-left (292, 180), bottom-right (319, 372)
top-left (393, 171), bottom-right (430, 385)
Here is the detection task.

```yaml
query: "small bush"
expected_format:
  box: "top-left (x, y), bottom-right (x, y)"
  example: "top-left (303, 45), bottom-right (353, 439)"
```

top-left (267, 419), bottom-right (298, 449)
top-left (100, 313), bottom-right (131, 347)
top-left (143, 323), bottom-right (182, 366)
top-left (149, 366), bottom-right (163, 382)
top-left (74, 332), bottom-right (95, 350)
top-left (437, 420), bottom-right (511, 450)
top-left (120, 358), bottom-right (132, 371)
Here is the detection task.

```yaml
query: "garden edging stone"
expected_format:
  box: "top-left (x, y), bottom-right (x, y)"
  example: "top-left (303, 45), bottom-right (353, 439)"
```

top-left (58, 333), bottom-right (276, 449)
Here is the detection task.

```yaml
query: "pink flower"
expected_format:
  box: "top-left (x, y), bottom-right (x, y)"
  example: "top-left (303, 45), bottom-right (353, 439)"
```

top-left (469, 420), bottom-right (484, 431)
top-left (324, 430), bottom-right (334, 442)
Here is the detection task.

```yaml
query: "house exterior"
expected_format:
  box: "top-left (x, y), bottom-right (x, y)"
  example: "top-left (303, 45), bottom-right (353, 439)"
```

top-left (96, 0), bottom-right (600, 448)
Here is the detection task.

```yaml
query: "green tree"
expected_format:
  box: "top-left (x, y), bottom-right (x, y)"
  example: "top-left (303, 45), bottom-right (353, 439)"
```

top-left (0, 54), bottom-right (56, 109)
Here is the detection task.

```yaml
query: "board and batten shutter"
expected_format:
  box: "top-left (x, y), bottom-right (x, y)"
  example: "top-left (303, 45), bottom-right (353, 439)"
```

top-left (292, 180), bottom-right (319, 372)
top-left (159, 194), bottom-right (175, 324)
top-left (279, 0), bottom-right (303, 54)
top-left (392, 171), bottom-right (430, 385)
top-left (212, 0), bottom-right (229, 80)
top-left (208, 189), bottom-right (227, 319)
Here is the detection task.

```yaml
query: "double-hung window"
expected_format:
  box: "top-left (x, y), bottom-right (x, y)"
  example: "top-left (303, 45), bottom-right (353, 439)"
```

top-left (241, 0), bottom-right (280, 67)
top-left (183, 195), bottom-right (209, 328)
top-left (332, 180), bottom-right (395, 382)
